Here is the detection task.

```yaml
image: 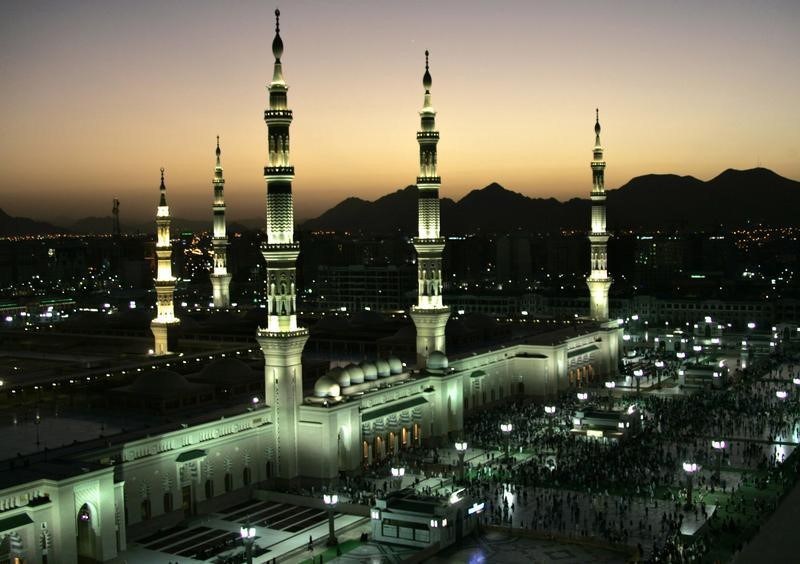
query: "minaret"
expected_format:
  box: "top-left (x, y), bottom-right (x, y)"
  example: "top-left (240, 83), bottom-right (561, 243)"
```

top-left (151, 168), bottom-right (180, 355)
top-left (255, 9), bottom-right (309, 480)
top-left (409, 51), bottom-right (450, 368)
top-left (587, 109), bottom-right (612, 321)
top-left (210, 136), bottom-right (232, 308)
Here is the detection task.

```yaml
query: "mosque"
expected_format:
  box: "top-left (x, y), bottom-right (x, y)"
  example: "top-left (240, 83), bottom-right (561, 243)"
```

top-left (0, 10), bottom-right (619, 563)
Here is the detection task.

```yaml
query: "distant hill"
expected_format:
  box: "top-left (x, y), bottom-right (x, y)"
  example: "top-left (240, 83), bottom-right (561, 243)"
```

top-left (0, 209), bottom-right (67, 237)
top-left (301, 168), bottom-right (800, 233)
top-left (4, 168), bottom-right (796, 237)
top-left (301, 186), bottom-right (458, 233)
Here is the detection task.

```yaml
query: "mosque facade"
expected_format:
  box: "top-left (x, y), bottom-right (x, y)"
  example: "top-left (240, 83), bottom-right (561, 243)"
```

top-left (0, 10), bottom-right (619, 563)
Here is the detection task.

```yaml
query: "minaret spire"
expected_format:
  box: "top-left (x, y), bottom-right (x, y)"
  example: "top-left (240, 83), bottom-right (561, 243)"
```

top-left (410, 50), bottom-right (450, 369)
top-left (210, 136), bottom-right (232, 307)
top-left (256, 9), bottom-right (309, 481)
top-left (587, 109), bottom-right (612, 321)
top-left (151, 168), bottom-right (180, 355)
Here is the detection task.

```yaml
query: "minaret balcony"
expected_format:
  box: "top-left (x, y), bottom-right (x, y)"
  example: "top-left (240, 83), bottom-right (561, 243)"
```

top-left (416, 176), bottom-right (441, 185)
top-left (264, 109), bottom-right (293, 121)
top-left (416, 131), bottom-right (440, 140)
top-left (265, 166), bottom-right (295, 176)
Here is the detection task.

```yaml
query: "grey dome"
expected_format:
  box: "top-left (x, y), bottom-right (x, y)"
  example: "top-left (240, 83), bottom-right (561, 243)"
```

top-left (388, 357), bottom-right (403, 375)
top-left (361, 362), bottom-right (378, 381)
top-left (345, 363), bottom-right (365, 385)
top-left (330, 367), bottom-right (349, 387)
top-left (427, 351), bottom-right (448, 371)
top-left (313, 375), bottom-right (340, 398)
top-left (375, 359), bottom-right (391, 378)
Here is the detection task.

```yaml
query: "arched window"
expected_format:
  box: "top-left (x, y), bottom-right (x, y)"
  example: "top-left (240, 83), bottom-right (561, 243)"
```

top-left (163, 492), bottom-right (173, 513)
top-left (242, 467), bottom-right (251, 486)
top-left (224, 472), bottom-right (233, 493)
top-left (205, 479), bottom-right (214, 499)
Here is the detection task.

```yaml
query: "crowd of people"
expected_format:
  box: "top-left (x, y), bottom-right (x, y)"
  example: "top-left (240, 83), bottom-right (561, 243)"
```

top-left (453, 351), bottom-right (800, 562)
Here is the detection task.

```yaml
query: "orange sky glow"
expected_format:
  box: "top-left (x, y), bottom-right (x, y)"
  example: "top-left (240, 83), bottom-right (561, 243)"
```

top-left (2, 0), bottom-right (799, 223)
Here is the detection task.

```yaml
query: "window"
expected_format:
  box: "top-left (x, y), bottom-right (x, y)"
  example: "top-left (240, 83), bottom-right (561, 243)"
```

top-left (205, 479), bottom-right (214, 499)
top-left (141, 498), bottom-right (151, 521)
top-left (224, 472), bottom-right (233, 493)
top-left (243, 467), bottom-right (251, 486)
top-left (163, 492), bottom-right (173, 513)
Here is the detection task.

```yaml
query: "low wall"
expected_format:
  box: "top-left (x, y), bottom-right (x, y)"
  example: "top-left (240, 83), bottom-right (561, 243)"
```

top-left (254, 489), bottom-right (371, 518)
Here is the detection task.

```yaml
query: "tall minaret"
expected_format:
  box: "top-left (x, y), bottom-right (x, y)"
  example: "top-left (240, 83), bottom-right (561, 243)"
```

top-left (210, 136), bottom-right (232, 308)
top-left (409, 51), bottom-right (450, 368)
top-left (151, 168), bottom-right (180, 355)
top-left (587, 109), bottom-right (612, 321)
top-left (255, 9), bottom-right (309, 481)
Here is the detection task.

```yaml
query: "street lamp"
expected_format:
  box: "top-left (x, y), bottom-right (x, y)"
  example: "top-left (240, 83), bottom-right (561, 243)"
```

top-left (576, 392), bottom-right (588, 401)
top-left (633, 369), bottom-right (644, 394)
top-left (711, 440), bottom-right (726, 480)
top-left (682, 462), bottom-right (699, 508)
top-left (239, 521), bottom-right (256, 564)
top-left (654, 360), bottom-right (665, 388)
top-left (604, 381), bottom-right (616, 411)
top-left (500, 423), bottom-right (513, 460)
top-left (323, 494), bottom-right (338, 546)
top-left (544, 406), bottom-right (556, 432)
top-left (776, 390), bottom-right (788, 400)
top-left (454, 442), bottom-right (468, 483)
top-left (390, 466), bottom-right (405, 490)
top-left (35, 412), bottom-right (41, 449)
top-left (692, 345), bottom-right (702, 365)
top-left (793, 377), bottom-right (800, 386)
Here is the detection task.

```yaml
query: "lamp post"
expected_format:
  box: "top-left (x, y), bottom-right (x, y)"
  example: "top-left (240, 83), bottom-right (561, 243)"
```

top-left (323, 493), bottom-right (338, 546)
top-left (776, 390), bottom-right (788, 400)
top-left (576, 392), bottom-right (588, 402)
top-left (693, 345), bottom-right (702, 365)
top-left (500, 423), bottom-right (513, 461)
top-left (239, 520), bottom-right (256, 564)
top-left (604, 381), bottom-right (616, 411)
top-left (544, 406), bottom-right (556, 433)
top-left (654, 360), bottom-right (664, 388)
top-left (633, 369), bottom-right (644, 395)
top-left (682, 462), bottom-right (699, 508)
top-left (455, 442), bottom-right (468, 483)
top-left (35, 412), bottom-right (41, 449)
top-left (390, 466), bottom-right (405, 490)
top-left (711, 440), bottom-right (726, 480)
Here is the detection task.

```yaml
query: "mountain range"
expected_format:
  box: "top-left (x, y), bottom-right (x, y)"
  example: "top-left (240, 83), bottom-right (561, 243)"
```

top-left (1, 168), bottom-right (797, 237)
top-left (301, 168), bottom-right (800, 233)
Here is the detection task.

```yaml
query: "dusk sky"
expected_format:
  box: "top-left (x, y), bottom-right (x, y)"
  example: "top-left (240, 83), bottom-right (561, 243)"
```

top-left (2, 0), bottom-right (799, 223)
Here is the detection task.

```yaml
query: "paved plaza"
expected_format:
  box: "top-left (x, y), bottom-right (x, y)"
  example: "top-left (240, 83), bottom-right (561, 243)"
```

top-left (115, 499), bottom-right (366, 563)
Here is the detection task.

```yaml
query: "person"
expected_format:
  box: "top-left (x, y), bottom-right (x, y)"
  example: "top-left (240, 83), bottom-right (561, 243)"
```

top-left (308, 535), bottom-right (313, 552)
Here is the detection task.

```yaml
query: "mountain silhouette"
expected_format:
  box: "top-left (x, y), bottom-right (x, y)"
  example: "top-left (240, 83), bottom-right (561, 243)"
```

top-left (0, 209), bottom-right (67, 237)
top-left (301, 168), bottom-right (799, 233)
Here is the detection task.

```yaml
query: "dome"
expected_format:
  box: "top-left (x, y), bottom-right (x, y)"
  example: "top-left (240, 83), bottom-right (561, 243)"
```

top-left (388, 356), bottom-right (403, 375)
top-left (313, 375), bottom-right (340, 398)
top-left (375, 359), bottom-right (391, 378)
top-left (427, 351), bottom-right (448, 371)
top-left (330, 367), bottom-right (349, 387)
top-left (361, 362), bottom-right (378, 381)
top-left (345, 363), bottom-right (365, 385)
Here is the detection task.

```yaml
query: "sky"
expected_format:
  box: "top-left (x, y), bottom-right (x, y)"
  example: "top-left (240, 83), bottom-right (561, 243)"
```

top-left (2, 0), bottom-right (799, 224)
